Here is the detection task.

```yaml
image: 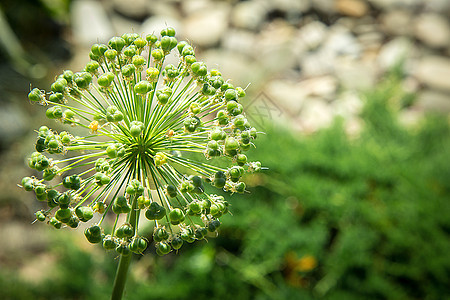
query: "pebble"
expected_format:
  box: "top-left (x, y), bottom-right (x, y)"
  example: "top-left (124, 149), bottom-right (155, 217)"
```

top-left (299, 98), bottom-right (335, 132)
top-left (415, 90), bottom-right (450, 112)
top-left (140, 16), bottom-right (182, 37)
top-left (377, 37), bottom-right (415, 71)
top-left (336, 0), bottom-right (369, 18)
top-left (296, 21), bottom-right (328, 50)
top-left (264, 79), bottom-right (307, 114)
top-left (71, 0), bottom-right (114, 45)
top-left (231, 1), bottom-right (268, 31)
top-left (183, 4), bottom-right (230, 47)
top-left (111, 0), bottom-right (149, 20)
top-left (379, 10), bottom-right (413, 36)
top-left (413, 56), bottom-right (450, 91)
top-left (221, 29), bottom-right (257, 56)
top-left (413, 13), bottom-right (450, 48)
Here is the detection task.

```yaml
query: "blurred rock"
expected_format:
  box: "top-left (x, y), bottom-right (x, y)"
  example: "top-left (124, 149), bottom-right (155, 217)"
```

top-left (0, 103), bottom-right (27, 149)
top-left (299, 98), bottom-right (334, 132)
top-left (222, 29), bottom-right (257, 56)
top-left (368, 0), bottom-right (423, 10)
top-left (300, 75), bottom-right (338, 100)
top-left (323, 25), bottom-right (361, 59)
top-left (413, 13), bottom-right (450, 48)
top-left (377, 37), bottom-right (414, 71)
top-left (269, 0), bottom-right (312, 14)
top-left (300, 51), bottom-right (335, 77)
top-left (254, 21), bottom-right (298, 74)
top-left (181, 0), bottom-right (212, 15)
top-left (71, 0), bottom-right (114, 45)
top-left (333, 91), bottom-right (364, 118)
top-left (415, 89), bottom-right (450, 112)
top-left (146, 1), bottom-right (180, 20)
top-left (379, 10), bottom-right (413, 36)
top-left (413, 56), bottom-right (450, 91)
top-left (312, 0), bottom-right (337, 14)
top-left (334, 58), bottom-right (377, 90)
top-left (336, 0), bottom-right (369, 17)
top-left (201, 49), bottom-right (254, 86)
top-left (183, 4), bottom-right (230, 47)
top-left (296, 21), bottom-right (328, 51)
top-left (231, 1), bottom-right (268, 31)
top-left (111, 0), bottom-right (149, 20)
top-left (265, 79), bottom-right (307, 114)
top-left (141, 15), bottom-right (181, 37)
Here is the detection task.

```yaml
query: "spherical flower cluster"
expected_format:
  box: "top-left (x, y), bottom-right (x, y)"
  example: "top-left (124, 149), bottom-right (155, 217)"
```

top-left (22, 28), bottom-right (261, 256)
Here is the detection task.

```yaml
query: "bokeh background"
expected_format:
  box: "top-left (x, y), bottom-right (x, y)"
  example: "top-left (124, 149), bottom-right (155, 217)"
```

top-left (0, 0), bottom-right (449, 299)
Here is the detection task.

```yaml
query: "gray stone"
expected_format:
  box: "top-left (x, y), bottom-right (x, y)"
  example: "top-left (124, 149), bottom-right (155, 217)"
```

top-left (299, 98), bottom-right (335, 132)
top-left (269, 0), bottom-right (312, 13)
top-left (377, 37), bottom-right (415, 71)
top-left (414, 13), bottom-right (450, 48)
top-left (181, 0), bottom-right (212, 15)
top-left (415, 89), bottom-right (450, 112)
top-left (322, 25), bottom-right (361, 59)
top-left (231, 1), bottom-right (268, 31)
top-left (296, 21), bottom-right (328, 51)
top-left (312, 0), bottom-right (337, 14)
top-left (299, 75), bottom-right (338, 100)
top-left (222, 29), bottom-right (257, 56)
top-left (0, 103), bottom-right (27, 147)
top-left (200, 49), bottom-right (254, 87)
top-left (368, 0), bottom-right (422, 10)
top-left (71, 0), bottom-right (114, 45)
top-left (140, 16), bottom-right (181, 38)
top-left (332, 91), bottom-right (364, 118)
top-left (264, 79), bottom-right (308, 115)
top-left (336, 0), bottom-right (369, 17)
top-left (334, 57), bottom-right (377, 90)
top-left (253, 21), bottom-right (298, 74)
top-left (413, 56), bottom-right (450, 92)
top-left (300, 51), bottom-right (335, 77)
top-left (183, 4), bottom-right (230, 47)
top-left (111, 0), bottom-right (149, 20)
top-left (380, 10), bottom-right (413, 36)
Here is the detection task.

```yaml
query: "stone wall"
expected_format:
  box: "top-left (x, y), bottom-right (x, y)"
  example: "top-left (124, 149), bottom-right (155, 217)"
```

top-left (70, 0), bottom-right (450, 132)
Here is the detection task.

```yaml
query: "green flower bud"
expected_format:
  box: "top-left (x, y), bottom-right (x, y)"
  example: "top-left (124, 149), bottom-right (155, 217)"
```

top-left (104, 49), bottom-right (117, 60)
top-left (85, 61), bottom-right (100, 74)
top-left (75, 206), bottom-right (94, 222)
top-left (146, 34), bottom-right (158, 45)
top-left (191, 62), bottom-right (207, 76)
top-left (103, 235), bottom-right (117, 250)
top-left (166, 185), bottom-right (178, 198)
top-left (132, 55), bottom-right (145, 68)
top-left (133, 38), bottom-right (147, 48)
top-left (73, 72), bottom-right (93, 89)
top-left (121, 64), bottom-right (136, 78)
top-left (161, 27), bottom-right (176, 37)
top-left (225, 137), bottom-right (239, 156)
top-left (28, 88), bottom-right (44, 102)
top-left (161, 36), bottom-right (178, 52)
top-left (145, 202), bottom-right (166, 220)
top-left (146, 67), bottom-right (159, 81)
top-left (51, 78), bottom-right (67, 93)
top-left (134, 80), bottom-right (151, 94)
top-left (85, 225), bottom-right (103, 244)
top-left (108, 36), bottom-right (126, 52)
top-left (151, 49), bottom-right (164, 61)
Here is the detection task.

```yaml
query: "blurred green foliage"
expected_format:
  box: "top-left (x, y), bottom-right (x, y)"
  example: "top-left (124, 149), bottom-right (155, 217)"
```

top-left (1, 72), bottom-right (449, 299)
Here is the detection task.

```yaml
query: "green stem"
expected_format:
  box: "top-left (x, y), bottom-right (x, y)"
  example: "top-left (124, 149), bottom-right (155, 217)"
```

top-left (111, 253), bottom-right (132, 300)
top-left (111, 194), bottom-right (139, 300)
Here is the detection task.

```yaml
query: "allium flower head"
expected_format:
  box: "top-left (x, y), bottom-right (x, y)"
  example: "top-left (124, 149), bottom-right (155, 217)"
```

top-left (22, 28), bottom-right (261, 256)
